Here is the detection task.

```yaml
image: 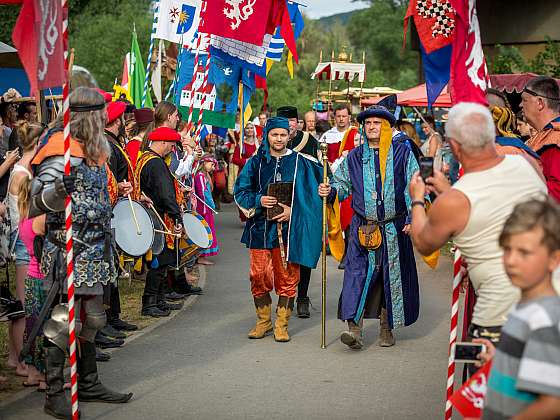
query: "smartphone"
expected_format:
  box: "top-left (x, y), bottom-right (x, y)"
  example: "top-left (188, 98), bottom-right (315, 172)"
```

top-left (452, 342), bottom-right (486, 363)
top-left (419, 156), bottom-right (434, 181)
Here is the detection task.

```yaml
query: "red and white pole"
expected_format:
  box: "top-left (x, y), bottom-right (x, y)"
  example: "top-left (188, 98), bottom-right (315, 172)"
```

top-left (445, 248), bottom-right (462, 420)
top-left (193, 52), bottom-right (211, 145)
top-left (61, 1), bottom-right (79, 418)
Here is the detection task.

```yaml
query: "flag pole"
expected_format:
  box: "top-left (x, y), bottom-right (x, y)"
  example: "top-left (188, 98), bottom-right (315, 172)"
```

top-left (142, 0), bottom-right (160, 107)
top-left (61, 0), bottom-right (79, 418)
top-left (165, 32), bottom-right (186, 101)
top-left (186, 0), bottom-right (208, 133)
top-left (320, 142), bottom-right (328, 349)
top-left (445, 248), bottom-right (462, 420)
top-left (193, 51), bottom-right (211, 145)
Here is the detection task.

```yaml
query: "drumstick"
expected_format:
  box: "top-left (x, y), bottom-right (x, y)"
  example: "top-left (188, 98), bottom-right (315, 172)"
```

top-left (144, 198), bottom-right (174, 235)
top-left (172, 175), bottom-right (218, 215)
top-left (127, 190), bottom-right (142, 235)
top-left (154, 229), bottom-right (181, 237)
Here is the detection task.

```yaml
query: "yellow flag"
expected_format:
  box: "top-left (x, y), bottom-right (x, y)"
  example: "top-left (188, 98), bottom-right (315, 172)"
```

top-left (238, 83), bottom-right (252, 125)
top-left (287, 51), bottom-right (294, 79)
top-left (113, 84), bottom-right (132, 102)
top-left (266, 58), bottom-right (274, 75)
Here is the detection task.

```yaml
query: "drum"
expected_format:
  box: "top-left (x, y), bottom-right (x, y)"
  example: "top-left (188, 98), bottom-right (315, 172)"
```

top-left (111, 198), bottom-right (155, 257)
top-left (147, 208), bottom-right (165, 255)
top-left (182, 212), bottom-right (212, 250)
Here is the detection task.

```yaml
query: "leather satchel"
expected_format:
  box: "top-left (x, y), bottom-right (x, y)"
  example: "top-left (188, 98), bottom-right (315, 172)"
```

top-left (357, 222), bottom-right (382, 250)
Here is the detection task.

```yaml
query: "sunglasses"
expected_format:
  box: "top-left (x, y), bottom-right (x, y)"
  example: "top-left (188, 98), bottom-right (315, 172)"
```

top-left (522, 87), bottom-right (558, 100)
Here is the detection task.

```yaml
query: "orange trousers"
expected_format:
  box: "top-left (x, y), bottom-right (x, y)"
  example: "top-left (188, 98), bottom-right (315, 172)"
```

top-left (249, 248), bottom-right (300, 298)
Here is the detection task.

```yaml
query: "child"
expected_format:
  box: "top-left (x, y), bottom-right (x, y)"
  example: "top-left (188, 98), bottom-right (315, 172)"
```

top-left (194, 154), bottom-right (219, 265)
top-left (475, 198), bottom-right (560, 419)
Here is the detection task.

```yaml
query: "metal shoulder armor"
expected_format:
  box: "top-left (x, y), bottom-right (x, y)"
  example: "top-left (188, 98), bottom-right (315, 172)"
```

top-left (28, 156), bottom-right (83, 218)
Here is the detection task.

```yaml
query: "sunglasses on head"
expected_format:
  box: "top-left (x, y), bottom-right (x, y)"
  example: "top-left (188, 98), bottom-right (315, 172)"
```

top-left (522, 87), bottom-right (559, 100)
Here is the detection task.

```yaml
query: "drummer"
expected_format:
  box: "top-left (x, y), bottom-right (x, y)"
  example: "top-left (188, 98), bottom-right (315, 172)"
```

top-left (104, 101), bottom-right (139, 333)
top-left (135, 127), bottom-right (185, 317)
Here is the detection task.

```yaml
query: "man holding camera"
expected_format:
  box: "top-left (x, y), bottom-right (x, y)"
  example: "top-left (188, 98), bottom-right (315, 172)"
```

top-left (409, 103), bottom-right (546, 347)
top-left (319, 105), bottom-right (420, 350)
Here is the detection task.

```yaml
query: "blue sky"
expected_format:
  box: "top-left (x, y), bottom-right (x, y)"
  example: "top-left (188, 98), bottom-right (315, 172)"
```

top-left (300, 0), bottom-right (369, 19)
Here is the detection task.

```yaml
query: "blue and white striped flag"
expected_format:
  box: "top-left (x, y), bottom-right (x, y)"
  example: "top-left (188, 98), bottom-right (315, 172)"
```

top-left (266, 28), bottom-right (285, 62)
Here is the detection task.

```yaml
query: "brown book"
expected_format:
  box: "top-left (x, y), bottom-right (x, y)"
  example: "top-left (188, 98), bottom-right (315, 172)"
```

top-left (266, 182), bottom-right (293, 221)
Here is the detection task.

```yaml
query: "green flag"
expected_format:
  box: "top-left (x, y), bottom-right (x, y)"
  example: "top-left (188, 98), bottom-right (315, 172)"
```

top-left (130, 29), bottom-right (153, 108)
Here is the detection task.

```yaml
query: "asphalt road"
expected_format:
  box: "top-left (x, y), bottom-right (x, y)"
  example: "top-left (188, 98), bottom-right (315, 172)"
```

top-left (2, 203), bottom-right (454, 420)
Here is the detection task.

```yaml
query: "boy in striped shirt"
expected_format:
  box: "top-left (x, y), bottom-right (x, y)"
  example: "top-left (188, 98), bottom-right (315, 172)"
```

top-left (476, 198), bottom-right (560, 420)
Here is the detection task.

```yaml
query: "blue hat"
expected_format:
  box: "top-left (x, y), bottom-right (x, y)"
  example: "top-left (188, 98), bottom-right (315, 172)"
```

top-left (357, 105), bottom-right (396, 126)
top-left (261, 116), bottom-right (289, 161)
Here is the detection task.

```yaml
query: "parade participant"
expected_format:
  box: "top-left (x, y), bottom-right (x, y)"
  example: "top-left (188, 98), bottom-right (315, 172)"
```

top-left (516, 111), bottom-right (537, 141)
top-left (409, 102), bottom-right (546, 349)
top-left (103, 101), bottom-right (137, 334)
top-left (29, 87), bottom-right (133, 418)
top-left (231, 122), bottom-right (259, 222)
top-left (194, 154), bottom-right (219, 264)
top-left (5, 121), bottom-right (38, 378)
top-left (135, 126), bottom-right (184, 317)
top-left (326, 106), bottom-right (419, 349)
top-left (125, 107), bottom-right (154, 170)
top-left (323, 105), bottom-right (420, 349)
top-left (304, 110), bottom-right (317, 137)
top-left (234, 117), bottom-right (327, 342)
top-left (276, 105), bottom-right (321, 318)
top-left (522, 76), bottom-right (560, 202)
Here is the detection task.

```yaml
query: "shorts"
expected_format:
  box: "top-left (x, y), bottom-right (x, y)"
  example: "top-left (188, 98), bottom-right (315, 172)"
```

top-left (10, 230), bottom-right (30, 266)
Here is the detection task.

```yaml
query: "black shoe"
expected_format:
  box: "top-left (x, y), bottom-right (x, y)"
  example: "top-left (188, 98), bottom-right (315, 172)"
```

top-left (165, 291), bottom-right (187, 301)
top-left (141, 305), bottom-right (170, 317)
top-left (173, 273), bottom-right (204, 295)
top-left (108, 317), bottom-right (138, 331)
top-left (96, 347), bottom-right (111, 362)
top-left (141, 295), bottom-right (170, 317)
top-left (296, 297), bottom-right (311, 318)
top-left (338, 261), bottom-right (345, 270)
top-left (44, 345), bottom-right (73, 419)
top-left (0, 297), bottom-right (25, 321)
top-left (95, 333), bottom-right (124, 349)
top-left (99, 325), bottom-right (126, 340)
top-left (158, 300), bottom-right (183, 311)
top-left (78, 341), bottom-right (133, 404)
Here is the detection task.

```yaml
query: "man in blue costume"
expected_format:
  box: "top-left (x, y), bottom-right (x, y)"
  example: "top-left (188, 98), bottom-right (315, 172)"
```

top-left (234, 117), bottom-right (329, 343)
top-left (320, 105), bottom-right (420, 349)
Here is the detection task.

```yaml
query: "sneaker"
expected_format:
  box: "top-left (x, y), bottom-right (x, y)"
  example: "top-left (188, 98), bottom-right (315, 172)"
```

top-left (0, 297), bottom-right (25, 322)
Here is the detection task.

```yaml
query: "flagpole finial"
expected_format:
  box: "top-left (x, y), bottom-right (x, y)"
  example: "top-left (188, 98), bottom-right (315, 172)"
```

top-left (319, 50), bottom-right (323, 62)
top-left (331, 50), bottom-right (335, 61)
top-left (362, 51), bottom-right (366, 63)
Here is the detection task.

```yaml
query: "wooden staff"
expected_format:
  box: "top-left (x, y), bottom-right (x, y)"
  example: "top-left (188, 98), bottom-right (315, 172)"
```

top-left (277, 223), bottom-right (287, 269)
top-left (320, 142), bottom-right (328, 349)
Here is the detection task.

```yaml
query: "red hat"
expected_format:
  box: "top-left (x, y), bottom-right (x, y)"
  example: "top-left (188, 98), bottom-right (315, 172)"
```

top-left (96, 88), bottom-right (113, 103)
top-left (133, 108), bottom-right (154, 125)
top-left (106, 101), bottom-right (126, 125)
top-left (148, 127), bottom-right (181, 142)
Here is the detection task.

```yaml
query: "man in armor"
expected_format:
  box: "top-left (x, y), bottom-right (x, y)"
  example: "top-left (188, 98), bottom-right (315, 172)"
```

top-left (29, 87), bottom-right (133, 418)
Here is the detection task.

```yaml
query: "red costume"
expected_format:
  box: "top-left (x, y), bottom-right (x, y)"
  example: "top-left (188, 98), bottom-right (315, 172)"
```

top-left (320, 126), bottom-right (360, 230)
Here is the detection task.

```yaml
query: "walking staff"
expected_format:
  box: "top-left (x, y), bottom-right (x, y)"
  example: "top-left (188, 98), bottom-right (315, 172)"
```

top-left (320, 142), bottom-right (328, 348)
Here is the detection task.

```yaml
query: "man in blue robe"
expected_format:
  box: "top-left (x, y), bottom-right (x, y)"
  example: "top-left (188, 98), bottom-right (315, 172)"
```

top-left (321, 105), bottom-right (420, 349)
top-left (234, 117), bottom-right (329, 343)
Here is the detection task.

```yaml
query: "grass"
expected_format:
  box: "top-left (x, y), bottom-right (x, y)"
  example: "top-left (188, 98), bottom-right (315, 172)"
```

top-left (0, 264), bottom-right (163, 400)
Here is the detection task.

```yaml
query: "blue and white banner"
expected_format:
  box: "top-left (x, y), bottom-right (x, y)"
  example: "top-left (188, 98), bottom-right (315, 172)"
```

top-left (155, 0), bottom-right (201, 47)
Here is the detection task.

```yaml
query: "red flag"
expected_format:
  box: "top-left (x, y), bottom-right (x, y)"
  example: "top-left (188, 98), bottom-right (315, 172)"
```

top-left (201, 0), bottom-right (273, 46)
top-left (449, 0), bottom-right (489, 105)
top-left (450, 361), bottom-right (492, 419)
top-left (255, 74), bottom-right (268, 109)
top-left (12, 0), bottom-right (64, 94)
top-left (0, 0), bottom-right (23, 3)
top-left (404, 0), bottom-right (456, 54)
top-left (279, 0), bottom-right (298, 64)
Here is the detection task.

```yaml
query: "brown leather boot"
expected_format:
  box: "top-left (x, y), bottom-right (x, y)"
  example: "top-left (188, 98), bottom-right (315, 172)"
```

top-left (274, 296), bottom-right (294, 342)
top-left (248, 294), bottom-right (273, 339)
top-left (340, 319), bottom-right (363, 349)
top-left (378, 308), bottom-right (395, 347)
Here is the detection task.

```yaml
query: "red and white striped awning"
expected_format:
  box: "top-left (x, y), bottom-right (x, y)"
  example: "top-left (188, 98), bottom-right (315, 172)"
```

top-left (311, 62), bottom-right (366, 83)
